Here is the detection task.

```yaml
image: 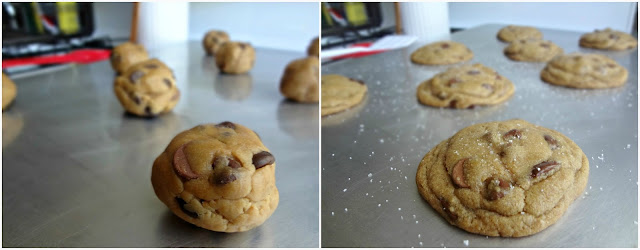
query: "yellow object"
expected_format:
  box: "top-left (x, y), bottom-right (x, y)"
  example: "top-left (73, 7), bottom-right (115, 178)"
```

top-left (57, 2), bottom-right (80, 35)
top-left (322, 3), bottom-right (333, 27)
top-left (31, 2), bottom-right (44, 33)
top-left (345, 2), bottom-right (368, 26)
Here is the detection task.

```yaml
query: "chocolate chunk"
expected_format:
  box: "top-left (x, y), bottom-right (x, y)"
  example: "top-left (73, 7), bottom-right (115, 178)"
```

top-left (130, 70), bottom-right (144, 82)
top-left (498, 151), bottom-right (506, 158)
top-left (228, 158), bottom-right (242, 169)
top-left (216, 173), bottom-right (237, 185)
top-left (175, 197), bottom-right (198, 218)
top-left (531, 161), bottom-right (559, 178)
top-left (216, 121), bottom-right (236, 130)
top-left (441, 43), bottom-right (450, 49)
top-left (485, 177), bottom-right (511, 201)
top-left (467, 70), bottom-right (480, 75)
top-left (496, 74), bottom-right (502, 80)
top-left (451, 158), bottom-right (470, 188)
top-left (503, 129), bottom-right (522, 139)
top-left (606, 63), bottom-right (617, 68)
top-left (609, 34), bottom-right (619, 40)
top-left (252, 151), bottom-right (275, 169)
top-left (164, 78), bottom-right (172, 88)
top-left (540, 43), bottom-right (550, 48)
top-left (173, 144), bottom-right (199, 180)
top-left (133, 95), bottom-right (141, 105)
top-left (348, 77), bottom-right (365, 85)
top-left (145, 106), bottom-right (153, 115)
top-left (449, 100), bottom-right (457, 108)
top-left (544, 135), bottom-right (558, 150)
top-left (144, 64), bottom-right (158, 69)
top-left (239, 43), bottom-right (247, 49)
top-left (439, 197), bottom-right (458, 221)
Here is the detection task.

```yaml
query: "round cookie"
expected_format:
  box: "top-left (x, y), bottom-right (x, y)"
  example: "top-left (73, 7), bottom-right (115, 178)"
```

top-left (202, 30), bottom-right (230, 55)
top-left (540, 53), bottom-right (628, 89)
top-left (410, 41), bottom-right (473, 65)
top-left (416, 63), bottom-right (515, 109)
top-left (280, 57), bottom-right (319, 103)
top-left (504, 39), bottom-right (563, 62)
top-left (2, 73), bottom-right (17, 110)
top-left (151, 121), bottom-right (279, 233)
top-left (110, 42), bottom-right (149, 75)
top-left (307, 37), bottom-right (319, 57)
top-left (579, 28), bottom-right (638, 51)
top-left (497, 25), bottom-right (543, 42)
top-left (416, 119), bottom-right (589, 237)
top-left (114, 58), bottom-right (180, 117)
top-left (215, 42), bottom-right (256, 74)
top-left (321, 74), bottom-right (367, 116)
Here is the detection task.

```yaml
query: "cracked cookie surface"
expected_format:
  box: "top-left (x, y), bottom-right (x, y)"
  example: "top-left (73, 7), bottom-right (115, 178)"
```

top-left (151, 121), bottom-right (279, 232)
top-left (579, 28), bottom-right (638, 51)
top-left (416, 119), bottom-right (589, 237)
top-left (504, 39), bottom-right (563, 62)
top-left (416, 63), bottom-right (514, 109)
top-left (497, 25), bottom-right (543, 42)
top-left (321, 74), bottom-right (367, 116)
top-left (410, 41), bottom-right (473, 65)
top-left (540, 53), bottom-right (628, 89)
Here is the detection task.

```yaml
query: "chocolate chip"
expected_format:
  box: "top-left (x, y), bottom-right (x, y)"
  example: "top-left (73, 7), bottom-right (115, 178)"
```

top-left (467, 105), bottom-right (475, 109)
top-left (498, 151), bottom-right (506, 158)
top-left (175, 197), bottom-right (198, 218)
top-left (451, 158), bottom-right (469, 188)
top-left (439, 197), bottom-right (457, 221)
top-left (606, 63), bottom-right (617, 68)
top-left (467, 70), bottom-right (480, 75)
top-left (531, 161), bottom-right (559, 178)
top-left (144, 64), bottom-right (158, 69)
top-left (540, 43), bottom-right (550, 48)
top-left (216, 121), bottom-right (236, 130)
top-left (252, 151), bottom-right (275, 169)
top-left (495, 75), bottom-right (502, 80)
top-left (211, 37), bottom-right (218, 43)
top-left (609, 34), bottom-right (619, 40)
top-left (133, 95), bottom-right (141, 105)
top-left (228, 158), bottom-right (242, 169)
top-left (485, 177), bottom-right (511, 201)
top-left (130, 70), bottom-right (144, 82)
top-left (544, 135), bottom-right (558, 150)
top-left (348, 77), bottom-right (365, 85)
top-left (173, 144), bottom-right (199, 180)
top-left (441, 43), bottom-right (450, 49)
top-left (145, 106), bottom-right (154, 116)
top-left (503, 129), bottom-right (522, 139)
top-left (449, 100), bottom-right (457, 108)
top-left (164, 78), bottom-right (172, 88)
top-left (216, 173), bottom-right (237, 185)
top-left (239, 43), bottom-right (246, 49)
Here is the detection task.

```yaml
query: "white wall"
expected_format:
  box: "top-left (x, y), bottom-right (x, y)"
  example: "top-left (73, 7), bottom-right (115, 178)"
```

top-left (188, 2), bottom-right (319, 53)
top-left (449, 2), bottom-right (637, 33)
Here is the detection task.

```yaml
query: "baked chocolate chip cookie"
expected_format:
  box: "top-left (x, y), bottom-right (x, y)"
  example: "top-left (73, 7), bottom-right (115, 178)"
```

top-left (151, 121), bottom-right (279, 232)
top-left (307, 37), bottom-right (319, 57)
top-left (215, 42), bottom-right (256, 74)
top-left (579, 28), bottom-right (638, 51)
top-left (280, 57), bottom-right (319, 103)
top-left (202, 30), bottom-right (230, 55)
top-left (416, 63), bottom-right (514, 109)
top-left (504, 39), bottom-right (563, 62)
top-left (410, 41), bottom-right (473, 65)
top-left (321, 74), bottom-right (367, 116)
top-left (540, 53), bottom-right (628, 89)
top-left (497, 25), bottom-right (543, 42)
top-left (2, 73), bottom-right (17, 110)
top-left (416, 119), bottom-right (589, 237)
top-left (114, 59), bottom-right (180, 117)
top-left (110, 42), bottom-right (149, 75)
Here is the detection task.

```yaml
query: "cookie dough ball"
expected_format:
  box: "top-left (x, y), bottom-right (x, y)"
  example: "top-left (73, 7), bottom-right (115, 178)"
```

top-left (579, 28), bottom-right (638, 51)
top-left (321, 74), bottom-right (367, 116)
top-left (416, 63), bottom-right (515, 109)
top-left (307, 37), bottom-right (319, 57)
top-left (2, 73), bottom-right (17, 110)
top-left (497, 25), bottom-right (543, 42)
top-left (410, 41), bottom-right (473, 65)
top-left (504, 39), bottom-right (563, 62)
top-left (416, 119), bottom-right (589, 237)
top-left (215, 42), bottom-right (256, 74)
top-left (110, 42), bottom-right (149, 75)
top-left (202, 30), bottom-right (230, 55)
top-left (540, 53), bottom-right (628, 89)
top-left (114, 59), bottom-right (181, 117)
top-left (151, 121), bottom-right (279, 232)
top-left (280, 57), bottom-right (319, 103)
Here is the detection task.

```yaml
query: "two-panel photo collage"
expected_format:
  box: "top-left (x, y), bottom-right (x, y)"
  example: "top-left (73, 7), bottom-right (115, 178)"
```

top-left (1, 1), bottom-right (637, 248)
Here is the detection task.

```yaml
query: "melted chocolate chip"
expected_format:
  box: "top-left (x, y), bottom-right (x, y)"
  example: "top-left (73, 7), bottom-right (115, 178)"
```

top-left (252, 151), bottom-right (275, 169)
top-left (145, 106), bottom-right (153, 115)
top-left (531, 161), bottom-right (559, 178)
top-left (133, 95), bottom-right (141, 105)
top-left (228, 158), bottom-right (242, 169)
top-left (544, 135), bottom-right (558, 150)
top-left (441, 43), bottom-right (450, 49)
top-left (348, 77), bottom-right (365, 85)
top-left (216, 121), bottom-right (236, 130)
top-left (130, 70), bottom-right (144, 82)
top-left (448, 100), bottom-right (457, 108)
top-left (540, 43), bottom-right (550, 48)
top-left (503, 129), bottom-right (522, 139)
top-left (176, 197), bottom-right (198, 218)
top-left (467, 70), bottom-right (480, 75)
top-left (216, 173), bottom-right (237, 185)
top-left (164, 78), bottom-right (172, 88)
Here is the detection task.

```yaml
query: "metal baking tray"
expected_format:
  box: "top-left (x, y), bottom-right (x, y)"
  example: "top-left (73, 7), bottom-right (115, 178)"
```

top-left (321, 24), bottom-right (637, 247)
top-left (2, 41), bottom-right (319, 247)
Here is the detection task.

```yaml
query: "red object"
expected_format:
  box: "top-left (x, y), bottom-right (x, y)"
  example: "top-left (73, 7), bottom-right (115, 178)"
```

top-left (330, 42), bottom-right (387, 60)
top-left (2, 49), bottom-right (111, 69)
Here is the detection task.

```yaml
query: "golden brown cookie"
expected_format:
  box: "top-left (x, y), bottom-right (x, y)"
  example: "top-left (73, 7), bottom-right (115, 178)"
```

top-left (321, 74), bottom-right (367, 116)
top-left (215, 42), bottom-right (256, 74)
top-left (416, 119), bottom-right (589, 237)
top-left (151, 121), bottom-right (279, 233)
top-left (497, 25), bottom-right (543, 42)
top-left (416, 64), bottom-right (514, 109)
top-left (540, 53), bottom-right (628, 89)
top-left (114, 59), bottom-right (180, 117)
top-left (579, 28), bottom-right (638, 51)
top-left (2, 73), bottom-right (17, 110)
top-left (504, 39), bottom-right (563, 62)
top-left (280, 57), bottom-right (319, 103)
top-left (202, 30), bottom-right (230, 55)
top-left (410, 41), bottom-right (473, 65)
top-left (307, 37), bottom-right (319, 57)
top-left (110, 42), bottom-right (149, 75)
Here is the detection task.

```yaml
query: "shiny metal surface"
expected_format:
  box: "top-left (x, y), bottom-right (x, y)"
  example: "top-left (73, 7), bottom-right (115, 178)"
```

top-left (2, 41), bottom-right (319, 247)
top-left (321, 24), bottom-right (637, 247)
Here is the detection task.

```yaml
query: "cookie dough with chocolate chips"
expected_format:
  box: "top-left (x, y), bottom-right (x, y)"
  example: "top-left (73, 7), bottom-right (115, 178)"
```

top-left (202, 30), bottom-right (230, 55)
top-left (280, 57), bottom-right (319, 103)
top-left (540, 53), bottom-right (628, 89)
top-left (215, 42), bottom-right (256, 74)
top-left (410, 41), bottom-right (473, 65)
top-left (2, 73), bottom-right (17, 110)
top-left (416, 119), bottom-right (589, 237)
top-left (114, 59), bottom-right (180, 117)
top-left (504, 39), bottom-right (563, 62)
top-left (579, 28), bottom-right (638, 51)
top-left (307, 37), bottom-right (319, 57)
top-left (321, 74), bottom-right (367, 116)
top-left (110, 42), bottom-right (149, 75)
top-left (416, 63), bottom-right (514, 109)
top-left (497, 25), bottom-right (543, 42)
top-left (151, 121), bottom-right (279, 232)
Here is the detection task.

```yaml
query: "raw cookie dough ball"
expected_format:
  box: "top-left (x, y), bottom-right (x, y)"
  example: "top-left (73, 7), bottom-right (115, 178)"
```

top-left (410, 41), bottom-right (473, 65)
top-left (416, 119), bottom-right (589, 237)
top-left (151, 121), bottom-right (279, 232)
top-left (307, 37), bottom-right (319, 57)
top-left (114, 59), bottom-right (180, 117)
top-left (497, 25), bottom-right (543, 42)
top-left (2, 73), bottom-right (17, 110)
top-left (504, 39), bottom-right (563, 62)
top-left (416, 63), bottom-right (515, 109)
top-left (110, 42), bottom-right (149, 75)
top-left (321, 74), bottom-right (367, 116)
top-left (540, 53), bottom-right (628, 89)
top-left (202, 30), bottom-right (231, 55)
top-left (280, 57), bottom-right (319, 103)
top-left (215, 42), bottom-right (256, 74)
top-left (579, 28), bottom-right (638, 51)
